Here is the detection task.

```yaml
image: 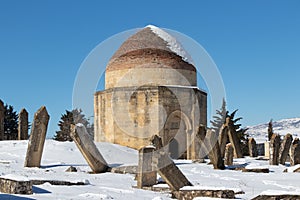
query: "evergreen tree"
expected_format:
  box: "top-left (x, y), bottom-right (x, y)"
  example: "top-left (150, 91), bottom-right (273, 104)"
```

top-left (4, 104), bottom-right (18, 140)
top-left (210, 98), bottom-right (227, 133)
top-left (53, 109), bottom-right (92, 141)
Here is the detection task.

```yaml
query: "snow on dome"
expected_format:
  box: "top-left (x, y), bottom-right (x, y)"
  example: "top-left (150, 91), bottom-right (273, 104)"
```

top-left (146, 25), bottom-right (194, 65)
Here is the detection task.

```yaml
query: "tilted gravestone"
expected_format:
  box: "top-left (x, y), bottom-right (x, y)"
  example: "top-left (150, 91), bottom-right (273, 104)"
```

top-left (18, 108), bottom-right (29, 140)
top-left (24, 106), bottom-right (50, 167)
top-left (206, 129), bottom-right (225, 170)
top-left (269, 134), bottom-right (281, 165)
top-left (137, 146), bottom-right (157, 188)
top-left (279, 133), bottom-right (293, 165)
top-left (248, 138), bottom-right (258, 157)
top-left (224, 143), bottom-right (233, 166)
top-left (218, 125), bottom-right (228, 158)
top-left (0, 100), bottom-right (4, 140)
top-left (153, 150), bottom-right (192, 191)
top-left (290, 138), bottom-right (300, 166)
top-left (70, 124), bottom-right (108, 173)
top-left (150, 135), bottom-right (163, 150)
top-left (226, 118), bottom-right (243, 158)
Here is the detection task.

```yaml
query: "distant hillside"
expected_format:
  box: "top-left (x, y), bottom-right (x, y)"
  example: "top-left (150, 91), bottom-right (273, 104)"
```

top-left (246, 118), bottom-right (300, 143)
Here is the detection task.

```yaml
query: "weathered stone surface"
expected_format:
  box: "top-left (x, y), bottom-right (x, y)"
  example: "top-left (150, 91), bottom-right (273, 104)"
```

top-left (264, 141), bottom-right (270, 158)
top-left (0, 99), bottom-right (4, 140)
top-left (70, 124), bottom-right (108, 173)
top-left (206, 129), bottom-right (225, 169)
top-left (65, 166), bottom-right (77, 172)
top-left (173, 189), bottom-right (235, 199)
top-left (150, 135), bottom-right (163, 150)
top-left (92, 26), bottom-right (209, 163)
top-left (290, 138), bottom-right (300, 166)
top-left (218, 125), bottom-right (228, 158)
top-left (18, 108), bottom-right (29, 140)
top-left (248, 138), bottom-right (258, 157)
top-left (226, 117), bottom-right (243, 158)
top-left (279, 133), bottom-right (293, 165)
top-left (109, 165), bottom-right (138, 174)
top-left (269, 134), bottom-right (281, 165)
top-left (95, 86), bottom-right (207, 155)
top-left (0, 177), bottom-right (32, 194)
top-left (242, 168), bottom-right (269, 173)
top-left (252, 195), bottom-right (300, 200)
top-left (137, 146), bottom-right (157, 188)
top-left (192, 124), bottom-right (208, 161)
top-left (24, 106), bottom-right (50, 168)
top-left (153, 151), bottom-right (192, 191)
top-left (224, 143), bottom-right (234, 166)
top-left (256, 143), bottom-right (265, 156)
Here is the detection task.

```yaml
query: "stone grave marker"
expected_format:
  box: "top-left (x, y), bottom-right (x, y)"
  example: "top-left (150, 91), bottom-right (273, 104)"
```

top-left (137, 146), bottom-right (157, 188)
top-left (150, 134), bottom-right (163, 150)
top-left (206, 129), bottom-right (225, 169)
top-left (290, 138), bottom-right (300, 166)
top-left (24, 106), bottom-right (49, 167)
top-left (224, 143), bottom-right (233, 166)
top-left (153, 150), bottom-right (192, 191)
top-left (70, 124), bottom-right (108, 173)
top-left (269, 134), bottom-right (281, 165)
top-left (279, 133), bottom-right (293, 165)
top-left (18, 108), bottom-right (29, 140)
top-left (248, 138), bottom-right (258, 157)
top-left (218, 125), bottom-right (228, 158)
top-left (227, 117), bottom-right (243, 158)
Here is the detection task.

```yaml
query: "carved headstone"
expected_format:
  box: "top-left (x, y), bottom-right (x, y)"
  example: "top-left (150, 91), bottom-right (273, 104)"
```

top-left (269, 134), bottom-right (281, 165)
top-left (290, 138), bottom-right (300, 166)
top-left (18, 108), bottom-right (28, 140)
top-left (153, 151), bottom-right (192, 191)
top-left (248, 138), bottom-right (258, 157)
top-left (70, 124), bottom-right (108, 173)
top-left (192, 124), bottom-right (207, 161)
top-left (224, 143), bottom-right (233, 166)
top-left (206, 129), bottom-right (225, 170)
top-left (227, 117), bottom-right (243, 158)
top-left (150, 135), bottom-right (163, 150)
top-left (218, 125), bottom-right (228, 158)
top-left (0, 100), bottom-right (4, 140)
top-left (279, 133), bottom-right (293, 165)
top-left (264, 141), bottom-right (270, 158)
top-left (24, 106), bottom-right (49, 167)
top-left (137, 146), bottom-right (157, 188)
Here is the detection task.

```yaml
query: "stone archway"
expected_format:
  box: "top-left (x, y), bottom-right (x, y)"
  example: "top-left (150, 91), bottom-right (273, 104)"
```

top-left (163, 110), bottom-right (192, 159)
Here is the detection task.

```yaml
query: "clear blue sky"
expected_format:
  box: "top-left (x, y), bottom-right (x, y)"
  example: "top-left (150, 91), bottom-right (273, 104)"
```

top-left (1, 1), bottom-right (299, 138)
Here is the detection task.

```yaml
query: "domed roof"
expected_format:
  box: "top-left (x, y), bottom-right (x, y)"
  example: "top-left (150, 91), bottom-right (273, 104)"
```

top-left (108, 25), bottom-right (194, 65)
top-left (104, 25), bottom-right (197, 89)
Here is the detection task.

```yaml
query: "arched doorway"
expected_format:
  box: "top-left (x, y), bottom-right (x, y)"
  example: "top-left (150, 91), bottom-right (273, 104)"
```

top-left (163, 111), bottom-right (192, 159)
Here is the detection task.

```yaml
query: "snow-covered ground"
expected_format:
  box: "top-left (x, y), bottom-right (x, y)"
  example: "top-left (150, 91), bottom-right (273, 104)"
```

top-left (1, 139), bottom-right (300, 199)
top-left (247, 117), bottom-right (300, 143)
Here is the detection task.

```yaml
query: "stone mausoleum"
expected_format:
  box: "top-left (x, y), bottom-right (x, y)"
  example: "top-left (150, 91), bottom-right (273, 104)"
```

top-left (94, 25), bottom-right (207, 159)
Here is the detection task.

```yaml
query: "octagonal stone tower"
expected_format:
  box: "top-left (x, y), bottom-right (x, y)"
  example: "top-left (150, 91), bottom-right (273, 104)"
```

top-left (94, 25), bottom-right (207, 159)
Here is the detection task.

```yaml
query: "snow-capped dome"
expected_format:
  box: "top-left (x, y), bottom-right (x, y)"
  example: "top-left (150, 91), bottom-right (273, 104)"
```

top-left (105, 25), bottom-right (197, 89)
top-left (109, 25), bottom-right (193, 65)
